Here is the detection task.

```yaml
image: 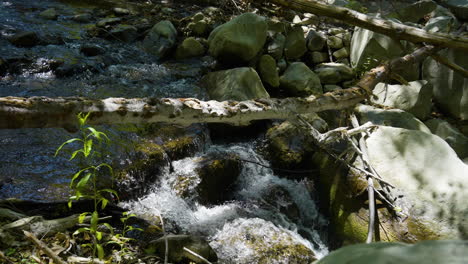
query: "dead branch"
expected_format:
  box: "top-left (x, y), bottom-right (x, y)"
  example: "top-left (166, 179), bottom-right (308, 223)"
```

top-left (430, 53), bottom-right (468, 78)
top-left (259, 0), bottom-right (468, 51)
top-left (23, 230), bottom-right (67, 264)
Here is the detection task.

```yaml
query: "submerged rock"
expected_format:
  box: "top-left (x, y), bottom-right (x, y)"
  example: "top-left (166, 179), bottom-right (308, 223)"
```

top-left (202, 67), bottom-right (270, 101)
top-left (8, 31), bottom-right (40, 47)
top-left (109, 24), bottom-right (138, 42)
top-left (143, 20), bottom-right (177, 58)
top-left (208, 13), bottom-right (267, 63)
top-left (39, 8), bottom-right (58, 20)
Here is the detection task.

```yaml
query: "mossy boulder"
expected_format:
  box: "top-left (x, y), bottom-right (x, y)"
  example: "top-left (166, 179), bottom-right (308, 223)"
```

top-left (279, 62), bottom-right (322, 97)
top-left (175, 37), bottom-right (205, 59)
top-left (143, 20), bottom-right (177, 58)
top-left (284, 26), bottom-right (307, 60)
top-left (257, 54), bottom-right (279, 88)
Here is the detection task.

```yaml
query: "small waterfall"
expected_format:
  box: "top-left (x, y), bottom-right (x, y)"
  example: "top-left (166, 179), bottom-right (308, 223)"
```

top-left (121, 143), bottom-right (329, 262)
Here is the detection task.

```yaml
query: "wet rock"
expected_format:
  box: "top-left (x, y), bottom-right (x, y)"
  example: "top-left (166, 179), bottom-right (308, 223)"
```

top-left (208, 13), bottom-right (267, 63)
top-left (80, 44), bottom-right (106, 56)
top-left (317, 241), bottom-right (468, 264)
top-left (175, 37), bottom-right (205, 59)
top-left (423, 48), bottom-right (468, 120)
top-left (109, 24), bottom-right (138, 42)
top-left (8, 31), bottom-right (40, 47)
top-left (332, 47), bottom-right (349, 59)
top-left (143, 20), bottom-right (177, 58)
top-left (72, 13), bottom-right (93, 23)
top-left (306, 29), bottom-right (326, 51)
top-left (387, 0), bottom-right (437, 23)
top-left (314, 62), bottom-right (354, 84)
top-left (195, 153), bottom-right (241, 204)
top-left (327, 35), bottom-right (343, 49)
top-left (443, 0), bottom-right (468, 20)
top-left (371, 80), bottom-right (433, 120)
top-left (39, 8), bottom-right (58, 20)
top-left (257, 54), bottom-right (279, 88)
top-left (113, 7), bottom-right (130, 16)
top-left (306, 51), bottom-right (328, 65)
top-left (425, 118), bottom-right (468, 159)
top-left (267, 33), bottom-right (286, 59)
top-left (355, 104), bottom-right (431, 133)
top-left (187, 20), bottom-right (209, 36)
top-left (145, 235), bottom-right (217, 264)
top-left (202, 67), bottom-right (270, 101)
top-left (280, 62), bottom-right (322, 97)
top-left (210, 218), bottom-right (316, 264)
top-left (96, 17), bottom-right (122, 27)
top-left (284, 26), bottom-right (307, 60)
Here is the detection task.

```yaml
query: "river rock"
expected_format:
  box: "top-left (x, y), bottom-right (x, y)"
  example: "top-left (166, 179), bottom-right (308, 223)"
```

top-left (210, 218), bottom-right (316, 264)
top-left (423, 48), bottom-right (468, 120)
top-left (109, 24), bottom-right (138, 42)
top-left (387, 0), bottom-right (437, 23)
top-left (314, 62), bottom-right (354, 84)
top-left (175, 37), bottom-right (205, 59)
top-left (258, 54), bottom-right (279, 88)
top-left (72, 13), bottom-right (92, 23)
top-left (208, 13), bottom-right (267, 63)
top-left (8, 31), bottom-right (40, 47)
top-left (96, 17), bottom-right (122, 27)
top-left (350, 27), bottom-right (419, 82)
top-left (284, 26), bottom-right (307, 60)
top-left (113, 7), bottom-right (130, 16)
top-left (355, 104), bottom-right (431, 133)
top-left (327, 35), bottom-right (343, 49)
top-left (425, 118), bottom-right (468, 159)
top-left (306, 51), bottom-right (328, 65)
top-left (317, 241), bottom-right (468, 264)
top-left (306, 29), bottom-right (326, 51)
top-left (39, 8), bottom-right (58, 20)
top-left (80, 44), bottom-right (106, 56)
top-left (280, 62), bottom-right (322, 97)
top-left (202, 67), bottom-right (270, 101)
top-left (332, 47), bottom-right (349, 59)
top-left (267, 33), bottom-right (286, 59)
top-left (143, 20), bottom-right (177, 58)
top-left (145, 235), bottom-right (218, 264)
top-left (371, 80), bottom-right (433, 120)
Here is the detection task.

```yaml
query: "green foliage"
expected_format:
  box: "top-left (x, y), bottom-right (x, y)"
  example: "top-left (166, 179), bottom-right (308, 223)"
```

top-left (345, 0), bottom-right (368, 13)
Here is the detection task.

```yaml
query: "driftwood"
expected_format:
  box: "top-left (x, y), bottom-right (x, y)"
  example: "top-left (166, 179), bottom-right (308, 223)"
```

top-left (258, 0), bottom-right (468, 51)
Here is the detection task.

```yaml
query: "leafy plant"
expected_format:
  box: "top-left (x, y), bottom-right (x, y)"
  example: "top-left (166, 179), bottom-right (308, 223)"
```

top-left (55, 112), bottom-right (116, 260)
top-left (107, 212), bottom-right (143, 263)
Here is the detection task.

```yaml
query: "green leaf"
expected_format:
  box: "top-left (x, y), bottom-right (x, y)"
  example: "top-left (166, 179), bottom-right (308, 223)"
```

top-left (101, 198), bottom-right (108, 210)
top-left (70, 149), bottom-right (85, 161)
top-left (55, 138), bottom-right (82, 156)
top-left (78, 212), bottom-right (90, 224)
top-left (96, 243), bottom-right (104, 260)
top-left (96, 163), bottom-right (114, 176)
top-left (76, 172), bottom-right (92, 189)
top-left (78, 112), bottom-right (91, 127)
top-left (91, 211), bottom-right (99, 231)
top-left (103, 223), bottom-right (114, 235)
top-left (99, 188), bottom-right (119, 199)
top-left (70, 167), bottom-right (92, 187)
top-left (68, 200), bottom-right (73, 208)
top-left (96, 231), bottom-right (103, 241)
top-left (84, 139), bottom-right (93, 157)
top-left (73, 227), bottom-right (90, 236)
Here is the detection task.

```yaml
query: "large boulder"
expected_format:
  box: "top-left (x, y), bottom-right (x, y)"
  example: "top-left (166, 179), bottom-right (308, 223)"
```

top-left (355, 104), bottom-right (431, 133)
top-left (208, 13), bottom-right (267, 63)
top-left (201, 67), bottom-right (270, 101)
top-left (210, 218), bottom-right (317, 264)
top-left (257, 54), bottom-right (279, 88)
top-left (279, 62), bottom-right (322, 96)
top-left (284, 26), bottom-right (307, 60)
top-left (423, 48), bottom-right (468, 120)
top-left (143, 20), bottom-right (177, 58)
top-left (317, 241), bottom-right (468, 264)
top-left (350, 27), bottom-right (419, 82)
top-left (371, 81), bottom-right (433, 120)
top-left (425, 118), bottom-right (468, 159)
top-left (314, 62), bottom-right (354, 84)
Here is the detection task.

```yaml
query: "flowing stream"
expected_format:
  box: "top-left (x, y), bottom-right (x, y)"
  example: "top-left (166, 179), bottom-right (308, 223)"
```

top-left (0, 0), bottom-right (330, 262)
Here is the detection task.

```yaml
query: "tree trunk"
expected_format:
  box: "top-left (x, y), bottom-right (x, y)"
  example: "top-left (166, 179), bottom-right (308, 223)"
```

top-left (260, 0), bottom-right (468, 51)
top-left (0, 46), bottom-right (438, 129)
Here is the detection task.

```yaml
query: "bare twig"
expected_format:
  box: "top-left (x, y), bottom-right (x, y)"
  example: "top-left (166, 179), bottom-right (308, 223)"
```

top-left (23, 230), bottom-right (67, 264)
top-left (183, 247), bottom-right (213, 264)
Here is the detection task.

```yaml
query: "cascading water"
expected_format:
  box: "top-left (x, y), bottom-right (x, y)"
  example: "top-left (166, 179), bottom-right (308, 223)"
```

top-left (121, 143), bottom-right (329, 263)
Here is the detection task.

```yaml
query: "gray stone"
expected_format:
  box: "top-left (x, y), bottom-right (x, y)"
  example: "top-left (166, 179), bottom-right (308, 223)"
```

top-left (327, 35), bottom-right (343, 49)
top-left (202, 67), bottom-right (270, 101)
top-left (284, 26), bottom-right (307, 60)
top-left (317, 241), bottom-right (468, 264)
top-left (72, 13), bottom-right (92, 23)
top-left (258, 54), bottom-right (280, 88)
top-left (444, 0), bottom-right (468, 20)
top-left (424, 16), bottom-right (458, 33)
top-left (280, 62), bottom-right (322, 96)
top-left (113, 7), bottom-right (130, 16)
top-left (364, 126), bottom-right (468, 239)
top-left (109, 24), bottom-right (137, 42)
top-left (96, 17), bottom-right (121, 27)
top-left (425, 119), bottom-right (468, 159)
top-left (145, 235), bottom-right (217, 264)
top-left (307, 51), bottom-right (328, 64)
top-left (39, 8), bottom-right (58, 20)
top-left (208, 13), bottom-right (267, 63)
top-left (143, 20), bottom-right (177, 58)
top-left (175, 37), bottom-right (205, 59)
top-left (423, 48), bottom-right (468, 120)
top-left (314, 62), bottom-right (354, 84)
top-left (387, 0), bottom-right (437, 23)
top-left (306, 29), bottom-right (326, 51)
top-left (8, 31), bottom-right (40, 47)
top-left (267, 33), bottom-right (286, 59)
top-left (332, 47), bottom-right (349, 59)
top-left (355, 104), bottom-right (431, 133)
top-left (371, 80), bottom-right (433, 120)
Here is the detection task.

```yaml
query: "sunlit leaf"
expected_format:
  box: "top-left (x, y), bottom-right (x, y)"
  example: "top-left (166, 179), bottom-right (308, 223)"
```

top-left (96, 243), bottom-right (104, 260)
top-left (91, 211), bottom-right (99, 231)
top-left (96, 231), bottom-right (102, 241)
top-left (101, 198), bottom-right (108, 210)
top-left (76, 173), bottom-right (92, 189)
top-left (79, 212), bottom-right (90, 224)
top-left (55, 138), bottom-right (82, 156)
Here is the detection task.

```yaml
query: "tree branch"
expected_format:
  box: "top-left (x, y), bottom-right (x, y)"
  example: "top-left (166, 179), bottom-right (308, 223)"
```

top-left (430, 53), bottom-right (468, 78)
top-left (259, 0), bottom-right (468, 51)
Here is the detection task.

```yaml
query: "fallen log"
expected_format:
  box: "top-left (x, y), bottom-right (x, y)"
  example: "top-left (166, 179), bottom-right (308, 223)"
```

top-left (0, 46), bottom-right (438, 129)
top-left (259, 0), bottom-right (468, 51)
